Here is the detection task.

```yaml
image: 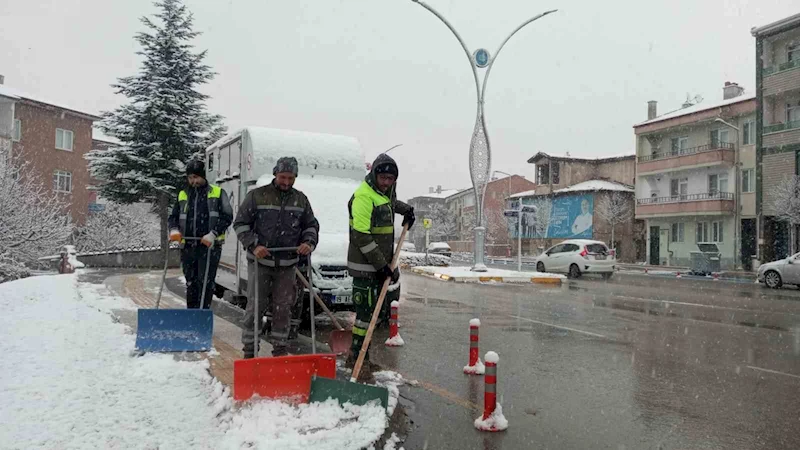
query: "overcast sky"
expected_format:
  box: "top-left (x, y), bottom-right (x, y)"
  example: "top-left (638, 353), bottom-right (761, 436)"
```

top-left (1, 0), bottom-right (795, 199)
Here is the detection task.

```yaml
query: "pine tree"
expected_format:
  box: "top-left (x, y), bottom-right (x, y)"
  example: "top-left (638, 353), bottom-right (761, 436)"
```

top-left (86, 0), bottom-right (226, 251)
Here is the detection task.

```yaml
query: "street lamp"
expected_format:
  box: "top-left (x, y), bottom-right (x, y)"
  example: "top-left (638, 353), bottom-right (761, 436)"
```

top-left (714, 117), bottom-right (742, 269)
top-left (410, 0), bottom-right (557, 271)
top-left (383, 143), bottom-right (404, 155)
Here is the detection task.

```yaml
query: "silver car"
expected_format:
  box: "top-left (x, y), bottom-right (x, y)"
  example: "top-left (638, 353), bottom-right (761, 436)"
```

top-left (757, 252), bottom-right (800, 289)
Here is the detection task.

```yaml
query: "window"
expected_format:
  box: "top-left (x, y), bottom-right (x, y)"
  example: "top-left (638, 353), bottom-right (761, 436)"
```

top-left (789, 43), bottom-right (799, 62)
top-left (697, 221), bottom-right (723, 243)
top-left (742, 168), bottom-right (755, 193)
top-left (208, 153), bottom-right (214, 171)
top-left (708, 173), bottom-right (728, 196)
top-left (55, 128), bottom-right (74, 151)
top-left (536, 164), bottom-right (549, 184)
top-left (670, 177), bottom-right (688, 199)
top-left (12, 119), bottom-right (21, 142)
top-left (788, 103), bottom-right (800, 123)
top-left (743, 120), bottom-right (755, 145)
top-left (53, 170), bottom-right (72, 193)
top-left (551, 163), bottom-right (560, 185)
top-left (547, 244), bottom-right (565, 255)
top-left (671, 223), bottom-right (684, 243)
top-left (710, 129), bottom-right (730, 148)
top-left (670, 137), bottom-right (688, 154)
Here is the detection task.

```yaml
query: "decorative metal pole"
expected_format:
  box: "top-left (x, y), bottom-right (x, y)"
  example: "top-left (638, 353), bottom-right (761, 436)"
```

top-left (410, 0), bottom-right (556, 271)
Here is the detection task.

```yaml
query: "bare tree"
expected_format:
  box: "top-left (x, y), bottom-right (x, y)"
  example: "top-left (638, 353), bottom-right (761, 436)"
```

top-left (74, 203), bottom-right (160, 252)
top-left (426, 203), bottom-right (458, 242)
top-left (769, 175), bottom-right (800, 253)
top-left (484, 207), bottom-right (509, 246)
top-left (594, 191), bottom-right (633, 247)
top-left (0, 146), bottom-right (73, 282)
top-left (522, 197), bottom-right (552, 239)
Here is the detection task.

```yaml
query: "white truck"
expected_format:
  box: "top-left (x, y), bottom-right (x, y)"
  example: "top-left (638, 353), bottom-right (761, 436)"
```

top-left (205, 127), bottom-right (365, 323)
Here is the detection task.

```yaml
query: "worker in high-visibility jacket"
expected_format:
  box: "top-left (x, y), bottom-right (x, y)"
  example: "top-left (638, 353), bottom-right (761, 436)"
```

top-left (168, 160), bottom-right (233, 309)
top-left (346, 153), bottom-right (415, 377)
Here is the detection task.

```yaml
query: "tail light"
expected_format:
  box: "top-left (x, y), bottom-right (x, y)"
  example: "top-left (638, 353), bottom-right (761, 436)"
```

top-left (580, 247), bottom-right (588, 258)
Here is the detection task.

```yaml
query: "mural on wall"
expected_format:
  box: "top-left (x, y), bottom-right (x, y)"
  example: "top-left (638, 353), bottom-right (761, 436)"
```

top-left (509, 194), bottom-right (594, 239)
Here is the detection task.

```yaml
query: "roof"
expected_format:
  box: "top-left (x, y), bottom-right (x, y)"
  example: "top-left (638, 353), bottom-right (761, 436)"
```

top-left (509, 179), bottom-right (633, 198)
top-left (410, 189), bottom-right (461, 200)
top-left (635, 93), bottom-right (756, 127)
top-left (527, 152), bottom-right (635, 164)
top-left (0, 84), bottom-right (100, 120)
top-left (92, 126), bottom-right (121, 145)
top-left (751, 12), bottom-right (800, 37)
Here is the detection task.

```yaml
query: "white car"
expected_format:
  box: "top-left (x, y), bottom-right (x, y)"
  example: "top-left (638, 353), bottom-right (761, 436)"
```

top-left (401, 241), bottom-right (416, 252)
top-left (757, 252), bottom-right (800, 289)
top-left (535, 239), bottom-right (616, 279)
top-left (427, 242), bottom-right (452, 258)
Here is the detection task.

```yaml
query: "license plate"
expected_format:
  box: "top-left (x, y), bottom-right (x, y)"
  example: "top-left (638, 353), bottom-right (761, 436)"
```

top-left (332, 295), bottom-right (352, 305)
top-left (595, 255), bottom-right (606, 260)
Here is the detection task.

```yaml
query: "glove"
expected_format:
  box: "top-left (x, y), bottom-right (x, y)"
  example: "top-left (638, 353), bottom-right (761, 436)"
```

top-left (201, 232), bottom-right (215, 247)
top-left (380, 265), bottom-right (400, 284)
top-left (169, 229), bottom-right (183, 242)
top-left (402, 208), bottom-right (415, 229)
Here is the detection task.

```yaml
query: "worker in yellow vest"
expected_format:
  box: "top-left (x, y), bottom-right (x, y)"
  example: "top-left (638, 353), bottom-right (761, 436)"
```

top-left (168, 160), bottom-right (233, 308)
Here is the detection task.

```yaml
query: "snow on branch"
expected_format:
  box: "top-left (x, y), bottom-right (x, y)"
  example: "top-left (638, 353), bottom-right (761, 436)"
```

top-left (769, 175), bottom-right (800, 226)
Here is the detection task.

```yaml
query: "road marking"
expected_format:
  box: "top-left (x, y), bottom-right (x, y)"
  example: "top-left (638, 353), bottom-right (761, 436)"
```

top-left (508, 315), bottom-right (607, 339)
top-left (746, 366), bottom-right (800, 380)
top-left (413, 379), bottom-right (480, 411)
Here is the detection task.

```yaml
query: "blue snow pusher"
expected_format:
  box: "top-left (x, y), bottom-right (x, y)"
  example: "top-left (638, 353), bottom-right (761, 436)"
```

top-left (135, 309), bottom-right (214, 352)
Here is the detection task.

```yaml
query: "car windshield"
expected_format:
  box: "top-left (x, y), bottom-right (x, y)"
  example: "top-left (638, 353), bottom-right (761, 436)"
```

top-left (4, 1), bottom-right (800, 449)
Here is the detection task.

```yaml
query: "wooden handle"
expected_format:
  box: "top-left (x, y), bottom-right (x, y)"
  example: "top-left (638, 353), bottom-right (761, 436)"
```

top-left (294, 268), bottom-right (345, 331)
top-left (351, 224), bottom-right (408, 382)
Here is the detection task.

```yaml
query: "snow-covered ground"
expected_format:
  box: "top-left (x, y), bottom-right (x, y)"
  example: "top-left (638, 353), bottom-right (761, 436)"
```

top-left (398, 251), bottom-right (450, 267)
top-left (412, 266), bottom-right (565, 282)
top-left (0, 274), bottom-right (394, 449)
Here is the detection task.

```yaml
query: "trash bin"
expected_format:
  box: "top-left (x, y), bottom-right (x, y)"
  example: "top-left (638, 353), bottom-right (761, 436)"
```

top-left (690, 243), bottom-right (721, 276)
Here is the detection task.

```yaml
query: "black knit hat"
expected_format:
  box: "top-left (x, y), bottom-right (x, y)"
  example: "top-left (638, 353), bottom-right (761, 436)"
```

top-left (273, 156), bottom-right (299, 176)
top-left (372, 153), bottom-right (399, 178)
top-left (186, 160), bottom-right (205, 179)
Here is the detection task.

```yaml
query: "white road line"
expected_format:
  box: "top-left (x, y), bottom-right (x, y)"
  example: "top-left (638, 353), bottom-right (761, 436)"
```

top-left (746, 366), bottom-right (800, 380)
top-left (508, 315), bottom-right (607, 339)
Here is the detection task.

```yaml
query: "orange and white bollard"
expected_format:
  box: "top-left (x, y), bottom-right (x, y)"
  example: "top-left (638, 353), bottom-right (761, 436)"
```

top-left (384, 301), bottom-right (405, 346)
top-left (463, 319), bottom-right (485, 375)
top-left (713, 272), bottom-right (720, 281)
top-left (676, 271), bottom-right (682, 278)
top-left (474, 351), bottom-right (508, 431)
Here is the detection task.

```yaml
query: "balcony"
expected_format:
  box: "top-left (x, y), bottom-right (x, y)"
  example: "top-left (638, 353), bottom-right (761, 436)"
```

top-left (637, 143), bottom-right (735, 175)
top-left (635, 192), bottom-right (734, 218)
top-left (763, 58), bottom-right (800, 76)
top-left (763, 120), bottom-right (800, 149)
top-left (762, 61), bottom-right (800, 97)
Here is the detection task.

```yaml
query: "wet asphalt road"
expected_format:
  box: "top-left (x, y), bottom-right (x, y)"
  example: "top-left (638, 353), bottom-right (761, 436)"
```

top-left (367, 272), bottom-right (800, 450)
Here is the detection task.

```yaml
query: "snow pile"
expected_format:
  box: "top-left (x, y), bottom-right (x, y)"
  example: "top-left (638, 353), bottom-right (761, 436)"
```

top-left (463, 359), bottom-right (485, 375)
top-left (0, 275), bottom-right (391, 449)
top-left (473, 403), bottom-right (509, 432)
top-left (221, 398), bottom-right (386, 450)
top-left (380, 432), bottom-right (405, 450)
top-left (398, 251), bottom-right (450, 267)
top-left (384, 334), bottom-right (405, 347)
top-left (373, 371), bottom-right (416, 417)
top-left (413, 266), bottom-right (565, 281)
top-left (553, 179), bottom-right (634, 194)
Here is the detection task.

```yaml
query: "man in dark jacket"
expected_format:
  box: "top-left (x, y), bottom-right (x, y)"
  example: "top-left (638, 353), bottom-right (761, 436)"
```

top-left (233, 157), bottom-right (320, 358)
top-left (346, 153), bottom-right (415, 374)
top-left (168, 160), bottom-right (233, 309)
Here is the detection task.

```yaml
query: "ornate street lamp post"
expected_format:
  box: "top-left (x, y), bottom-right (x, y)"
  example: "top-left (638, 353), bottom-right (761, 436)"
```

top-left (409, 0), bottom-right (556, 271)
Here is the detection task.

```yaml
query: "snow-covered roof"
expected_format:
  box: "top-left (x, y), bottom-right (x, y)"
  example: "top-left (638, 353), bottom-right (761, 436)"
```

top-left (751, 12), bottom-right (800, 36)
top-left (527, 152), bottom-right (635, 164)
top-left (415, 189), bottom-right (461, 200)
top-left (214, 127), bottom-right (366, 181)
top-left (509, 180), bottom-right (633, 198)
top-left (635, 93), bottom-right (756, 127)
top-left (92, 126), bottom-right (121, 145)
top-left (0, 84), bottom-right (100, 119)
top-left (554, 180), bottom-right (634, 194)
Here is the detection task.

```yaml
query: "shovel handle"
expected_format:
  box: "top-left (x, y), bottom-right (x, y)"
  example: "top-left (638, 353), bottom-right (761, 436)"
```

top-left (295, 268), bottom-right (345, 331)
top-left (351, 224), bottom-right (408, 383)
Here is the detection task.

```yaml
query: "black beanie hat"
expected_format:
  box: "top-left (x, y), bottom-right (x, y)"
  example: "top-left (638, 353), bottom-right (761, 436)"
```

top-left (186, 160), bottom-right (206, 179)
top-left (273, 156), bottom-right (299, 176)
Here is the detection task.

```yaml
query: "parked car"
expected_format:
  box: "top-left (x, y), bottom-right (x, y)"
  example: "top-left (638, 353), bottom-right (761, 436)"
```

top-left (535, 239), bottom-right (615, 279)
top-left (427, 242), bottom-right (452, 258)
top-left (757, 252), bottom-right (800, 289)
top-left (401, 241), bottom-right (416, 252)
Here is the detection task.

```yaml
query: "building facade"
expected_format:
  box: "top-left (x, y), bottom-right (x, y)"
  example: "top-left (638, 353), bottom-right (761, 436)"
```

top-left (1, 81), bottom-right (99, 225)
top-left (529, 152), bottom-right (636, 195)
top-left (753, 13), bottom-right (800, 263)
top-left (405, 185), bottom-right (461, 251)
top-left (634, 83), bottom-right (756, 270)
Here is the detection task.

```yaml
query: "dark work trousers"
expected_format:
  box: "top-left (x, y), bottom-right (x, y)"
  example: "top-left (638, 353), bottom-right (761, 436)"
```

top-left (181, 243), bottom-right (222, 309)
top-left (242, 262), bottom-right (297, 356)
top-left (350, 276), bottom-right (383, 361)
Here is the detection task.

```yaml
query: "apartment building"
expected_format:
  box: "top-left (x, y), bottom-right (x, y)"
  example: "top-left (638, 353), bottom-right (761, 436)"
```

top-left (0, 79), bottom-right (99, 225)
top-left (445, 174), bottom-right (537, 255)
top-left (405, 185), bottom-right (461, 250)
top-left (529, 152), bottom-right (635, 195)
top-left (634, 83), bottom-right (756, 270)
top-left (753, 13), bottom-right (800, 263)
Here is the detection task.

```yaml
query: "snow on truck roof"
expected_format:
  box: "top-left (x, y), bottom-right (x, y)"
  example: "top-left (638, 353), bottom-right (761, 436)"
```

top-left (209, 127), bottom-right (365, 175)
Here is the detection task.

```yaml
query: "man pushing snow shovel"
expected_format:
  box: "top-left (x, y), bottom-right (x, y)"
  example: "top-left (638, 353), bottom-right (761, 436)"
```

top-left (234, 157), bottom-right (319, 358)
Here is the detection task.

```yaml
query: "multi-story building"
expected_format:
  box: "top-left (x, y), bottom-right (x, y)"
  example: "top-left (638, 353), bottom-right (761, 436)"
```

top-left (445, 174), bottom-right (537, 255)
top-left (753, 13), bottom-right (800, 263)
top-left (405, 185), bottom-right (462, 250)
top-left (633, 83), bottom-right (756, 270)
top-left (529, 152), bottom-right (635, 195)
top-left (0, 79), bottom-right (100, 225)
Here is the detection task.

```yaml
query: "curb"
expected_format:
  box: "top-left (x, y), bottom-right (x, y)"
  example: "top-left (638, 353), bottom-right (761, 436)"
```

top-left (410, 268), bottom-right (563, 286)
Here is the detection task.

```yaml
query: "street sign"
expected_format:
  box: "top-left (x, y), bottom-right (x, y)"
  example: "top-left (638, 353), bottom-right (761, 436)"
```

top-left (88, 203), bottom-right (105, 213)
top-left (423, 218), bottom-right (432, 229)
top-left (473, 48), bottom-right (490, 68)
top-left (504, 210), bottom-right (518, 217)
